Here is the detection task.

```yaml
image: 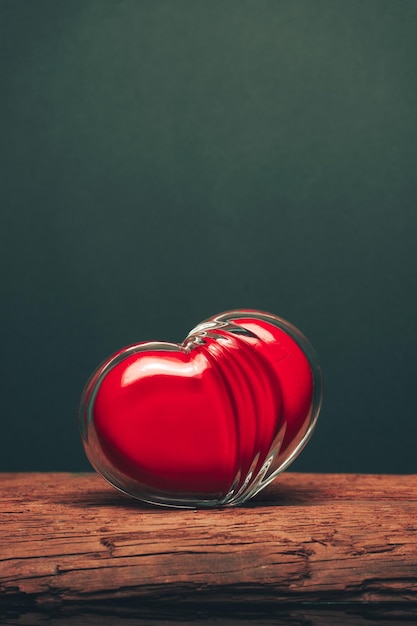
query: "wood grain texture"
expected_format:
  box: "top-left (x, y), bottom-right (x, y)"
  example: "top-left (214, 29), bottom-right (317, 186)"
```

top-left (1, 473), bottom-right (417, 611)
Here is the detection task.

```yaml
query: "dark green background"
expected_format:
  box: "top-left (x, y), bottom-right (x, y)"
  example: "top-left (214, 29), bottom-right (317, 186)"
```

top-left (1, 0), bottom-right (416, 473)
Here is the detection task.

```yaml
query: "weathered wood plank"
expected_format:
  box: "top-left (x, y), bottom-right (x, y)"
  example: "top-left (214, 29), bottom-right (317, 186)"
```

top-left (1, 473), bottom-right (417, 609)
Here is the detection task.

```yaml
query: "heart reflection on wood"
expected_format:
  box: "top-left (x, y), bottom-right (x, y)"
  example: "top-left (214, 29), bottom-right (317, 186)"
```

top-left (79, 310), bottom-right (322, 508)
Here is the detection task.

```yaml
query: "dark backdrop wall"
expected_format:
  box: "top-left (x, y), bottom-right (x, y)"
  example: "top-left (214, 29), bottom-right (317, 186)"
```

top-left (1, 0), bottom-right (416, 473)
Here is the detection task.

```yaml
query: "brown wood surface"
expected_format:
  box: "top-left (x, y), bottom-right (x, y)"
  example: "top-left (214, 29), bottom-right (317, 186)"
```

top-left (1, 472), bottom-right (417, 613)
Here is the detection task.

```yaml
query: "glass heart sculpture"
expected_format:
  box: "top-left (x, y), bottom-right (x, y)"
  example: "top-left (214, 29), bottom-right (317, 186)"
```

top-left (79, 310), bottom-right (322, 508)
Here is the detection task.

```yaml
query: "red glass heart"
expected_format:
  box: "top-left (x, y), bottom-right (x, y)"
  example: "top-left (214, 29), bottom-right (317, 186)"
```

top-left (80, 310), bottom-right (322, 507)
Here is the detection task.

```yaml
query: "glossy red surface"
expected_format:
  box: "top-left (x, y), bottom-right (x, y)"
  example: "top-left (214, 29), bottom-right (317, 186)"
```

top-left (87, 313), bottom-right (314, 499)
top-left (225, 315), bottom-right (314, 467)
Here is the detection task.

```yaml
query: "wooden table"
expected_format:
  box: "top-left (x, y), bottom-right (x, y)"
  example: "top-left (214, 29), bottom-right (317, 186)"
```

top-left (1, 473), bottom-right (417, 625)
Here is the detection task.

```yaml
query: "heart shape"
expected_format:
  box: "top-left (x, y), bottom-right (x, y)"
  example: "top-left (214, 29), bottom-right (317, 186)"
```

top-left (79, 310), bottom-right (322, 507)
